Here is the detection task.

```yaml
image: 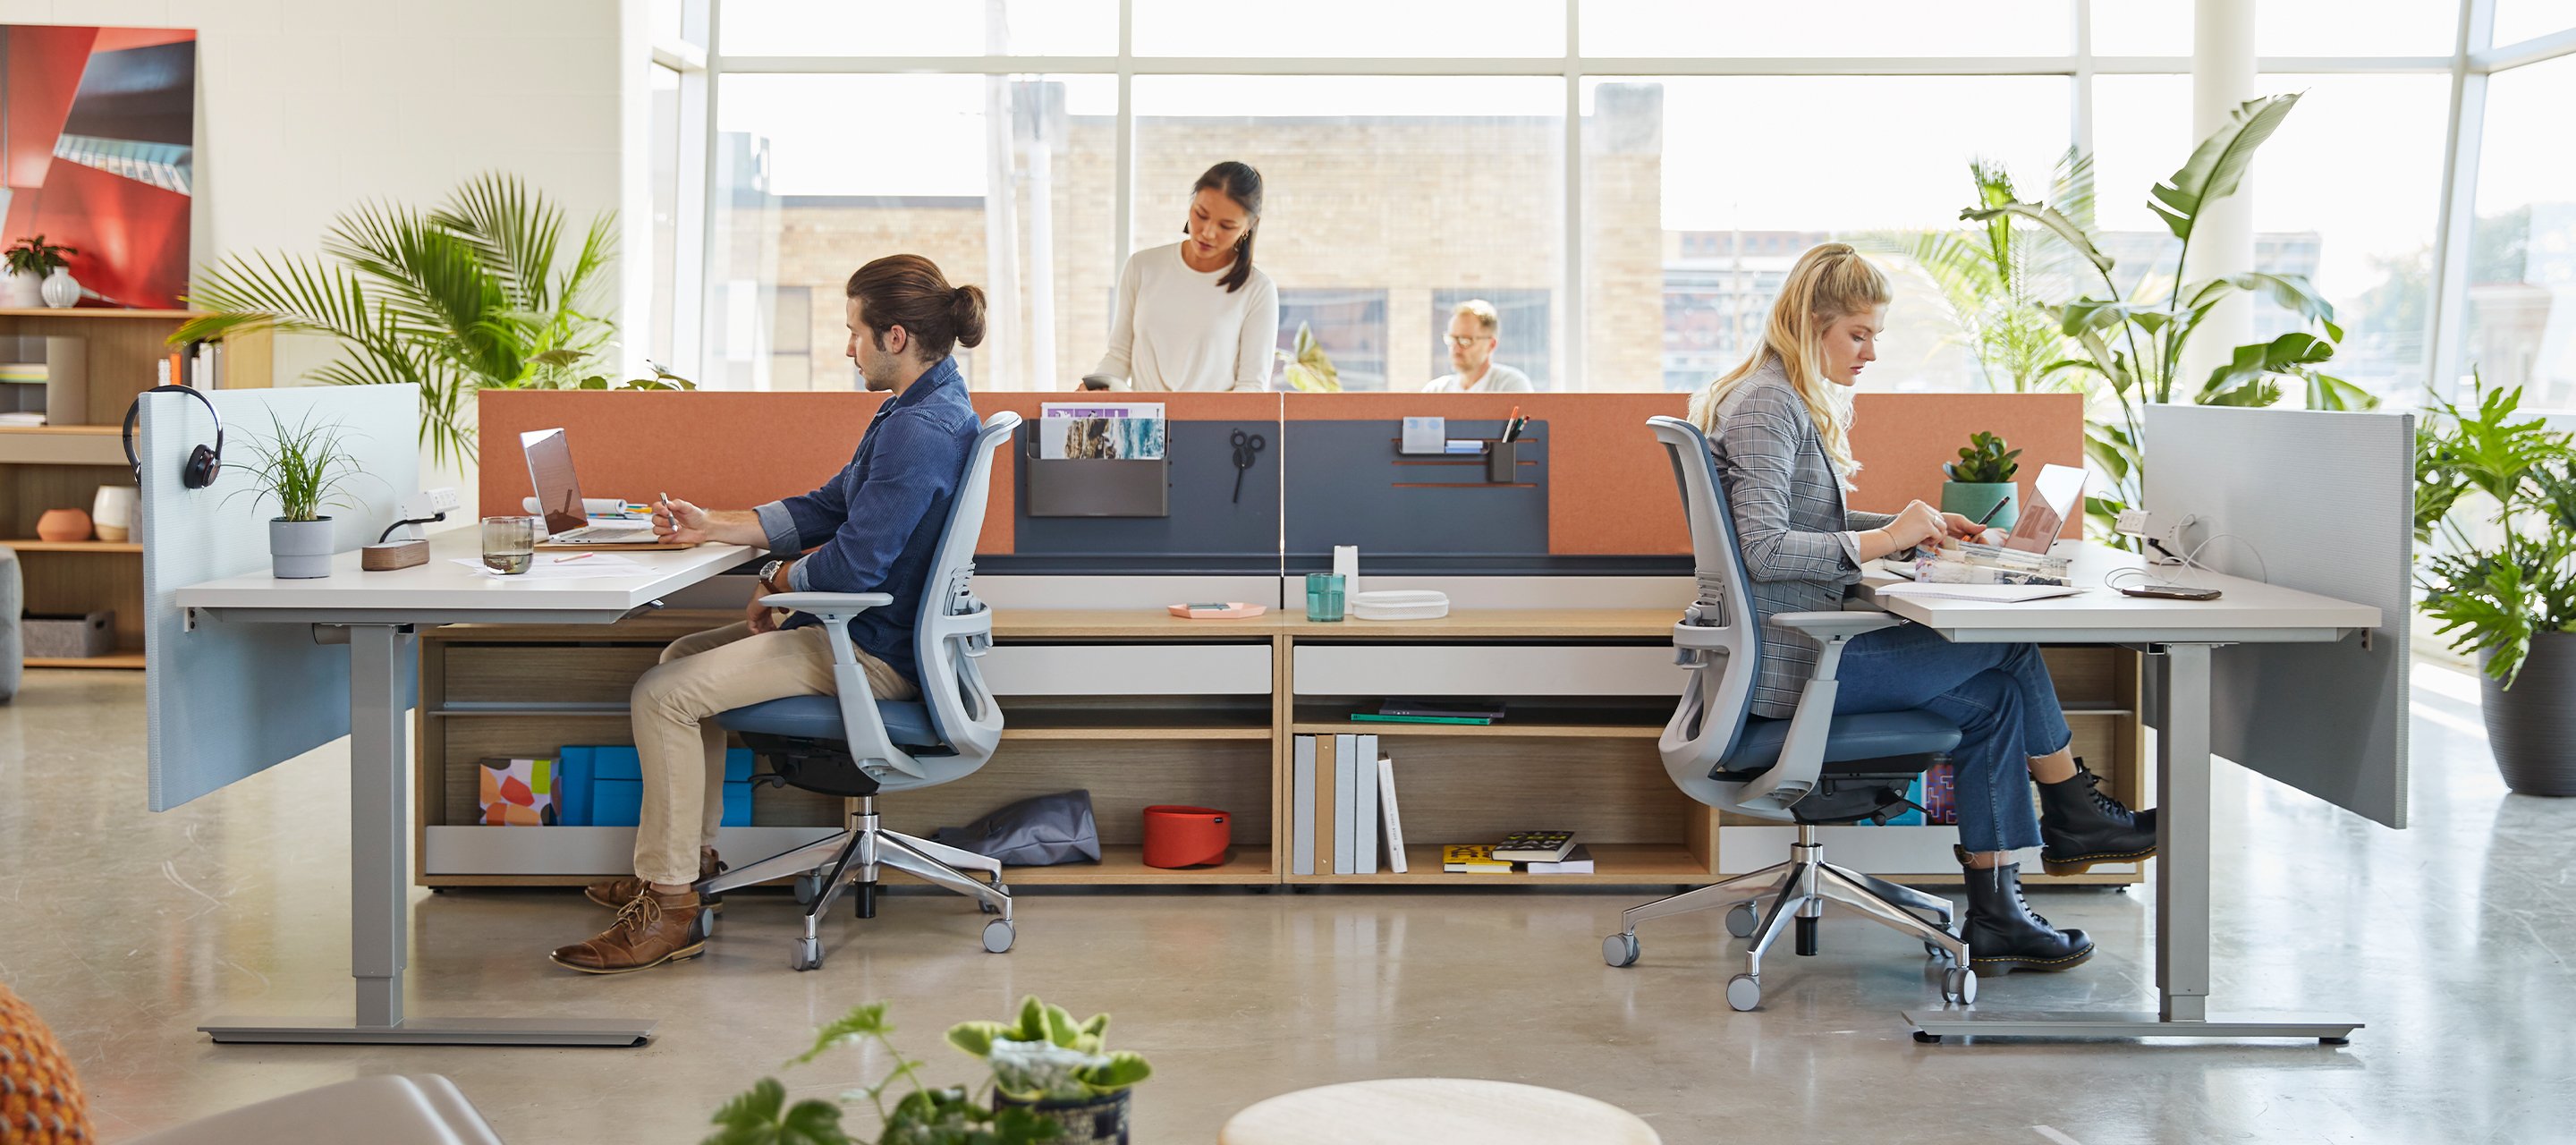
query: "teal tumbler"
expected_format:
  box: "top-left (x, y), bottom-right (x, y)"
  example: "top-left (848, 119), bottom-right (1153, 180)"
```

top-left (1304, 573), bottom-right (1345, 623)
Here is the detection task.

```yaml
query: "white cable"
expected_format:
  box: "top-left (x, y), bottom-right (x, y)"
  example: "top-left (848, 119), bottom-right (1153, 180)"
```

top-left (2181, 532), bottom-right (2269, 583)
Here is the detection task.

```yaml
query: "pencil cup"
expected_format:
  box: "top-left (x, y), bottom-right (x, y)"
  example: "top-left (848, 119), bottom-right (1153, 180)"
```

top-left (1304, 573), bottom-right (1345, 623)
top-left (1486, 440), bottom-right (1521, 483)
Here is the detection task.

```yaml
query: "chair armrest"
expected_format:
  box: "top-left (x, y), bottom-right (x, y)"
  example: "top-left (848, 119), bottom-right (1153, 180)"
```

top-left (762, 592), bottom-right (894, 619)
top-left (1767, 610), bottom-right (1903, 640)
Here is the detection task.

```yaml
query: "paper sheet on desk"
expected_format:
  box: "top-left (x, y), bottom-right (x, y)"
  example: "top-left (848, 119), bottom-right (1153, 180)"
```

top-left (1875, 581), bottom-right (2081, 603)
top-left (452, 554), bottom-right (656, 580)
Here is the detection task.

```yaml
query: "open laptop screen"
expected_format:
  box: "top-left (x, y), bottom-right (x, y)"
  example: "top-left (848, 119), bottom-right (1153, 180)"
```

top-left (2002, 462), bottom-right (2085, 554)
top-left (521, 428), bottom-right (588, 537)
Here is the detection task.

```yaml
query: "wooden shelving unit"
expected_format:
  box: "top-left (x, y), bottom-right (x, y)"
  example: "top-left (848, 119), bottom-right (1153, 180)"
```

top-left (408, 610), bottom-right (2147, 893)
top-left (3, 310), bottom-right (270, 669)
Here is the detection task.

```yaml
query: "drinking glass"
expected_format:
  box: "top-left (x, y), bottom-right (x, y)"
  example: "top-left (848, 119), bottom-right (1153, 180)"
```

top-left (1304, 572), bottom-right (1345, 623)
top-left (481, 515), bottom-right (538, 574)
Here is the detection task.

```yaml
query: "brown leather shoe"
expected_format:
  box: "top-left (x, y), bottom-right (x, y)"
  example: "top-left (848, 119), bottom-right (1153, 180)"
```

top-left (549, 887), bottom-right (707, 975)
top-left (585, 846), bottom-right (725, 912)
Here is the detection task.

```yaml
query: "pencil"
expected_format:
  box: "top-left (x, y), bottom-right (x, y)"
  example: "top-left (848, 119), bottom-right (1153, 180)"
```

top-left (556, 551), bottom-right (596, 563)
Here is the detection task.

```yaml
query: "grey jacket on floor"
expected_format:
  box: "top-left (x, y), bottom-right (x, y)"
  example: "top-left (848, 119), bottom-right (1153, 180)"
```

top-left (1703, 357), bottom-right (1896, 719)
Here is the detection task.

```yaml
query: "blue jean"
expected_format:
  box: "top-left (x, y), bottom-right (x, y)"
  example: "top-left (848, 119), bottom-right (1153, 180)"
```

top-left (1830, 624), bottom-right (2072, 852)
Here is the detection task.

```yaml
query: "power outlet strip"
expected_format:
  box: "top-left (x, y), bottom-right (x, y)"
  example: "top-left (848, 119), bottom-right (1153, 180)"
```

top-left (2114, 508), bottom-right (2199, 563)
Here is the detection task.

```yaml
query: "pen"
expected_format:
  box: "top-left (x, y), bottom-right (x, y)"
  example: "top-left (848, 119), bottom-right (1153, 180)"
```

top-left (658, 490), bottom-right (673, 534)
top-left (1502, 406), bottom-right (1523, 444)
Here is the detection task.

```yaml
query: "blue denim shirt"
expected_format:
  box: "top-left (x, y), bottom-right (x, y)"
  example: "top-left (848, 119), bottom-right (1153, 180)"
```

top-left (753, 357), bottom-right (979, 687)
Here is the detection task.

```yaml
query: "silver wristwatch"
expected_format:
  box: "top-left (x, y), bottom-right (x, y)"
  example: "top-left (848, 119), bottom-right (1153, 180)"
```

top-left (758, 559), bottom-right (785, 592)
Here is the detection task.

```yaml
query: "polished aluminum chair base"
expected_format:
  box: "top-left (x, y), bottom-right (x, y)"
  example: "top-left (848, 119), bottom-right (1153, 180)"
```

top-left (1604, 824), bottom-right (1974, 1012)
top-left (699, 794), bottom-right (1015, 970)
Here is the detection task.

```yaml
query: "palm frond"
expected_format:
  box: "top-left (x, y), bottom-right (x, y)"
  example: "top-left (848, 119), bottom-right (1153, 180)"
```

top-left (433, 173), bottom-right (564, 314)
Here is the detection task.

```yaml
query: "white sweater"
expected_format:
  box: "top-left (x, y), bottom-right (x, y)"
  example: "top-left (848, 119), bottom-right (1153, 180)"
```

top-left (1091, 242), bottom-right (1280, 392)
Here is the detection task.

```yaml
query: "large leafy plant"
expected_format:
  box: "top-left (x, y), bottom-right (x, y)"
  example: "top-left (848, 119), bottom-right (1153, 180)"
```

top-left (1962, 93), bottom-right (2375, 536)
top-left (707, 1003), bottom-right (1061, 1145)
top-left (1879, 148), bottom-right (2094, 394)
top-left (172, 173), bottom-right (618, 464)
top-left (2414, 375), bottom-right (2576, 685)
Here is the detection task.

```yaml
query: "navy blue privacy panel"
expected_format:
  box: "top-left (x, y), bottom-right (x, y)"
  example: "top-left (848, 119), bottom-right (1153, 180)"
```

top-left (1284, 420), bottom-right (1546, 565)
top-left (1008, 420), bottom-right (1282, 573)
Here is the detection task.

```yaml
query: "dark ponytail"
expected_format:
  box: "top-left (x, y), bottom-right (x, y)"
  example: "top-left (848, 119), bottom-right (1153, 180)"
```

top-left (845, 254), bottom-right (985, 360)
top-left (1191, 161), bottom-right (1264, 294)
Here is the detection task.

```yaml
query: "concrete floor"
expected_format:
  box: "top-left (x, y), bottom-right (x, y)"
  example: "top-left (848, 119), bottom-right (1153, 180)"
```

top-left (1, 661), bottom-right (2569, 1143)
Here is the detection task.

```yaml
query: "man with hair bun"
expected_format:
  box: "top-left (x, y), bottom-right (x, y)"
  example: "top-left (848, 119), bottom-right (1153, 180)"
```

top-left (548, 253), bottom-right (986, 975)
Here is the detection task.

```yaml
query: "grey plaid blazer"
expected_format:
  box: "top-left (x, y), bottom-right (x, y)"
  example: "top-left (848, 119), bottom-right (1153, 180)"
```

top-left (1705, 358), bottom-right (1895, 719)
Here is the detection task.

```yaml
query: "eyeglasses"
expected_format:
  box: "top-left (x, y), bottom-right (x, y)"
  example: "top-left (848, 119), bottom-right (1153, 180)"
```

top-left (1444, 335), bottom-right (1493, 347)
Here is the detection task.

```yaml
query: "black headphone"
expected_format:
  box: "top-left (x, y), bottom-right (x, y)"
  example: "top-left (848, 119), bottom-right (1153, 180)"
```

top-left (122, 384), bottom-right (225, 489)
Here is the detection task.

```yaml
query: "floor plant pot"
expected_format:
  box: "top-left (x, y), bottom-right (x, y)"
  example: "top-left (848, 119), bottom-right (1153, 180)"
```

top-left (1939, 481), bottom-right (2018, 531)
top-left (995, 1090), bottom-right (1130, 1145)
top-left (2483, 632), bottom-right (2576, 796)
top-left (269, 516), bottom-right (335, 579)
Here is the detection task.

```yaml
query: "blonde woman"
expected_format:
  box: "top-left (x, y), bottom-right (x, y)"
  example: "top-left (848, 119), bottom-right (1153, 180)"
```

top-left (1690, 242), bottom-right (2153, 978)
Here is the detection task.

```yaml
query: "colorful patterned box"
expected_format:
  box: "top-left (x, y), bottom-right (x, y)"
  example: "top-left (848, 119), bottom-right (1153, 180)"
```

top-left (478, 757), bottom-right (555, 826)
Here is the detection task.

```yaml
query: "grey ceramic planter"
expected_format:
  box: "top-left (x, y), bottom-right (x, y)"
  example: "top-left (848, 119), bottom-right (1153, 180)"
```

top-left (269, 516), bottom-right (335, 579)
top-left (2483, 632), bottom-right (2576, 797)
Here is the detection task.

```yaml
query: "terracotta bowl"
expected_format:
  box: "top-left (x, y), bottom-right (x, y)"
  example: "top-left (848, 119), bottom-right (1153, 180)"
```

top-left (35, 508), bottom-right (91, 542)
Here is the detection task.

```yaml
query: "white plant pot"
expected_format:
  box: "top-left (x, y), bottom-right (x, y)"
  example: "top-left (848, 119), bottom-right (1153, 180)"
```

top-left (269, 516), bottom-right (336, 579)
top-left (91, 485), bottom-right (138, 543)
top-left (3, 269), bottom-right (41, 308)
top-left (40, 267), bottom-right (78, 309)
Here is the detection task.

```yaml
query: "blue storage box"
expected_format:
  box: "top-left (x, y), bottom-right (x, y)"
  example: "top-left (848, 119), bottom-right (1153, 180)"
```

top-left (555, 745), bottom-right (755, 827)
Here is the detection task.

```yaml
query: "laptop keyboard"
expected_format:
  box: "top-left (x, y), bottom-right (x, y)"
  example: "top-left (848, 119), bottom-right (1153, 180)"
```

top-left (554, 525), bottom-right (653, 542)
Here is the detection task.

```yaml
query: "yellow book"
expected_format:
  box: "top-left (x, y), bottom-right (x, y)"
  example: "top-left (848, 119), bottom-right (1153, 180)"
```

top-left (1441, 844), bottom-right (1513, 874)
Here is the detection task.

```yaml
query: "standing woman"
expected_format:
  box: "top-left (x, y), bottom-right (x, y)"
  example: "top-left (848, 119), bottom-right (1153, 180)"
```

top-left (1690, 242), bottom-right (2155, 977)
top-left (1085, 161), bottom-right (1281, 392)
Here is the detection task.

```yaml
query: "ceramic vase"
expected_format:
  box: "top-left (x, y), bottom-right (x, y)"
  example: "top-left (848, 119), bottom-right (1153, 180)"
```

top-left (35, 507), bottom-right (90, 542)
top-left (2483, 634), bottom-right (2576, 796)
top-left (3, 269), bottom-right (40, 309)
top-left (269, 517), bottom-right (335, 579)
top-left (91, 486), bottom-right (138, 543)
top-left (39, 267), bottom-right (77, 309)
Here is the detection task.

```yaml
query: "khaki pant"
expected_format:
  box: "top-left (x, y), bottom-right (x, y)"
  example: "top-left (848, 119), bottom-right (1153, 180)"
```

top-left (630, 622), bottom-right (915, 885)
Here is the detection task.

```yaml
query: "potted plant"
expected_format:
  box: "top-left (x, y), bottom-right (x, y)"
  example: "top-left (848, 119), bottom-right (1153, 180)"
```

top-left (947, 997), bottom-right (1152, 1145)
top-left (1940, 429), bottom-right (2021, 530)
top-left (2416, 375), bottom-right (2576, 796)
top-left (232, 411), bottom-right (362, 579)
top-left (4, 235), bottom-right (77, 309)
top-left (1276, 322), bottom-right (1341, 392)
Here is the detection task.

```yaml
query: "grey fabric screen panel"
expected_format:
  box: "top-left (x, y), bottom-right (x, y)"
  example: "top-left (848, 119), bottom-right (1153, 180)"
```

top-left (1283, 420), bottom-right (1546, 564)
top-left (1011, 420), bottom-right (1283, 571)
top-left (2143, 404), bottom-right (2412, 829)
top-left (140, 386), bottom-right (419, 811)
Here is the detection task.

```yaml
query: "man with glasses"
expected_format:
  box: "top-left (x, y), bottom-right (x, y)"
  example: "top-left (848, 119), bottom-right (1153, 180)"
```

top-left (1426, 298), bottom-right (1534, 394)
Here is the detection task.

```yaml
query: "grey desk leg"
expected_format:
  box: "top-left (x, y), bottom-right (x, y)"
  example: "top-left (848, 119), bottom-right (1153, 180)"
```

top-left (203, 623), bottom-right (655, 1047)
top-left (1903, 642), bottom-right (2362, 1045)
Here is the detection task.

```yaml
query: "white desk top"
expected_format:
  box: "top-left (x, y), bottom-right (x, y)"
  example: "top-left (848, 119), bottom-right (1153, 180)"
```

top-left (176, 531), bottom-right (755, 622)
top-left (1856, 541), bottom-right (2380, 643)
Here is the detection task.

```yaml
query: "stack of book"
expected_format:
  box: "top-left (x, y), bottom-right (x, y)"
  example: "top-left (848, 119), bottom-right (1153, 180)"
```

top-left (1352, 698), bottom-right (1505, 726)
top-left (1441, 832), bottom-right (1593, 875)
top-left (1291, 734), bottom-right (1409, 875)
top-left (1916, 540), bottom-right (2072, 586)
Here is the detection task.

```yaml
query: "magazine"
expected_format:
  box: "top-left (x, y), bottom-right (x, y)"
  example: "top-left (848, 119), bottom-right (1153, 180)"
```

top-left (1039, 403), bottom-right (1166, 460)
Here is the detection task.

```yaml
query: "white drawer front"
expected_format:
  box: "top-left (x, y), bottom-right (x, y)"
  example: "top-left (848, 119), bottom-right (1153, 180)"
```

top-left (1293, 643), bottom-right (1681, 697)
top-left (982, 643), bottom-right (1273, 696)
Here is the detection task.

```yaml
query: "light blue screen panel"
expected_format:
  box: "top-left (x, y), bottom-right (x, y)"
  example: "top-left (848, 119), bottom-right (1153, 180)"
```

top-left (140, 386), bottom-right (419, 810)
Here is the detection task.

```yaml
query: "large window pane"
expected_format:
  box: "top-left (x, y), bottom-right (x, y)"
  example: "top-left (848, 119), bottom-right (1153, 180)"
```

top-left (2091, 0), bottom-right (2191, 55)
top-left (1128, 76), bottom-right (1563, 392)
top-left (1134, 0), bottom-right (1563, 57)
top-left (720, 1), bottom-right (1118, 56)
top-left (2495, 0), bottom-right (2576, 47)
top-left (1583, 76), bottom-right (2070, 394)
top-left (1431, 288), bottom-right (1553, 389)
top-left (1580, 0), bottom-right (2070, 58)
top-left (710, 73), bottom-right (1115, 390)
top-left (2256, 0), bottom-right (2459, 55)
top-left (2470, 55), bottom-right (2576, 408)
top-left (648, 64), bottom-right (682, 369)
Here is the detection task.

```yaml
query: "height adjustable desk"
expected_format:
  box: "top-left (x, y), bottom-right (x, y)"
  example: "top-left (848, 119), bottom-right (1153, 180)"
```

top-left (174, 532), bottom-right (752, 1047)
top-left (1862, 542), bottom-right (2382, 1043)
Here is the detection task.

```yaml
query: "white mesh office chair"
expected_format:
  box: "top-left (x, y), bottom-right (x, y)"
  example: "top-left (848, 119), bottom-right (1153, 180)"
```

top-left (1602, 416), bottom-right (1977, 1010)
top-left (699, 411), bottom-right (1019, 971)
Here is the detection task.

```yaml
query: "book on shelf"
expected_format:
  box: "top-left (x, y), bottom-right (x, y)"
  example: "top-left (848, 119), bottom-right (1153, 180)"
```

top-left (1318, 734), bottom-right (1337, 875)
top-left (1524, 844), bottom-right (1594, 875)
top-left (1377, 756), bottom-right (1407, 873)
top-left (1377, 698), bottom-right (1506, 720)
top-left (1492, 830), bottom-right (1576, 863)
top-left (1350, 712), bottom-right (1488, 725)
top-left (1292, 736), bottom-right (1318, 876)
top-left (1441, 844), bottom-right (1513, 874)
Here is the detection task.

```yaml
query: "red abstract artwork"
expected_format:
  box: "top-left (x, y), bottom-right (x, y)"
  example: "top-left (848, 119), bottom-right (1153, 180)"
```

top-left (2, 25), bottom-right (195, 310)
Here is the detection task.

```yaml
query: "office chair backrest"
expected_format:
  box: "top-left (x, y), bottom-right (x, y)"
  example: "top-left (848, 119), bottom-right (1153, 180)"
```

top-left (1648, 416), bottom-right (1763, 803)
top-left (894, 410), bottom-right (1019, 787)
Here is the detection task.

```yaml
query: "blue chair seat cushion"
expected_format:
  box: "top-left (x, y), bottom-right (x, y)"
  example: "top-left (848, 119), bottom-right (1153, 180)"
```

top-left (715, 694), bottom-right (939, 749)
top-left (1719, 708), bottom-right (1962, 777)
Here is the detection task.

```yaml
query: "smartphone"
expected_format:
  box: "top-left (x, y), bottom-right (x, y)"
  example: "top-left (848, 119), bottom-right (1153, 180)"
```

top-left (2117, 583), bottom-right (2222, 601)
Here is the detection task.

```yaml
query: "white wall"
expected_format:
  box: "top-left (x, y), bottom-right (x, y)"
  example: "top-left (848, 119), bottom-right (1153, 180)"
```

top-left (1, 0), bottom-right (630, 516)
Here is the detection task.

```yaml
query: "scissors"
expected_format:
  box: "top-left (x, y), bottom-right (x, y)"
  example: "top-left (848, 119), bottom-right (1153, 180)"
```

top-left (1230, 428), bottom-right (1266, 505)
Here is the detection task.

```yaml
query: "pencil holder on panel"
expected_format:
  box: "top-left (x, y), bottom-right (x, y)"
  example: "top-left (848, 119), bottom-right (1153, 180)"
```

top-left (1485, 440), bottom-right (1521, 483)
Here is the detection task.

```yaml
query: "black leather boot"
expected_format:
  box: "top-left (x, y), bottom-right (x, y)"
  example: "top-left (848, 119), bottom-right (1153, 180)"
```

top-left (1960, 860), bottom-right (2094, 974)
top-left (2038, 758), bottom-right (2156, 876)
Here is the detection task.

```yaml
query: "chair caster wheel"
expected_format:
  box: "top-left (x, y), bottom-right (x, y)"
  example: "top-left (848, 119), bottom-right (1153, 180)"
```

top-left (982, 919), bottom-right (1015, 954)
top-left (1943, 966), bottom-right (1978, 1005)
top-left (1724, 902), bottom-right (1758, 939)
top-left (1725, 973), bottom-right (1762, 1012)
top-left (1603, 933), bottom-right (1640, 968)
top-left (1914, 1030), bottom-right (1944, 1044)
top-left (790, 937), bottom-right (822, 971)
top-left (793, 873), bottom-right (822, 906)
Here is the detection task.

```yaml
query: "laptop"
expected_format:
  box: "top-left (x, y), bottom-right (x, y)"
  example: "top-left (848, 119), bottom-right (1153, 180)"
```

top-left (521, 428), bottom-right (659, 545)
top-left (2001, 463), bottom-right (2085, 554)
